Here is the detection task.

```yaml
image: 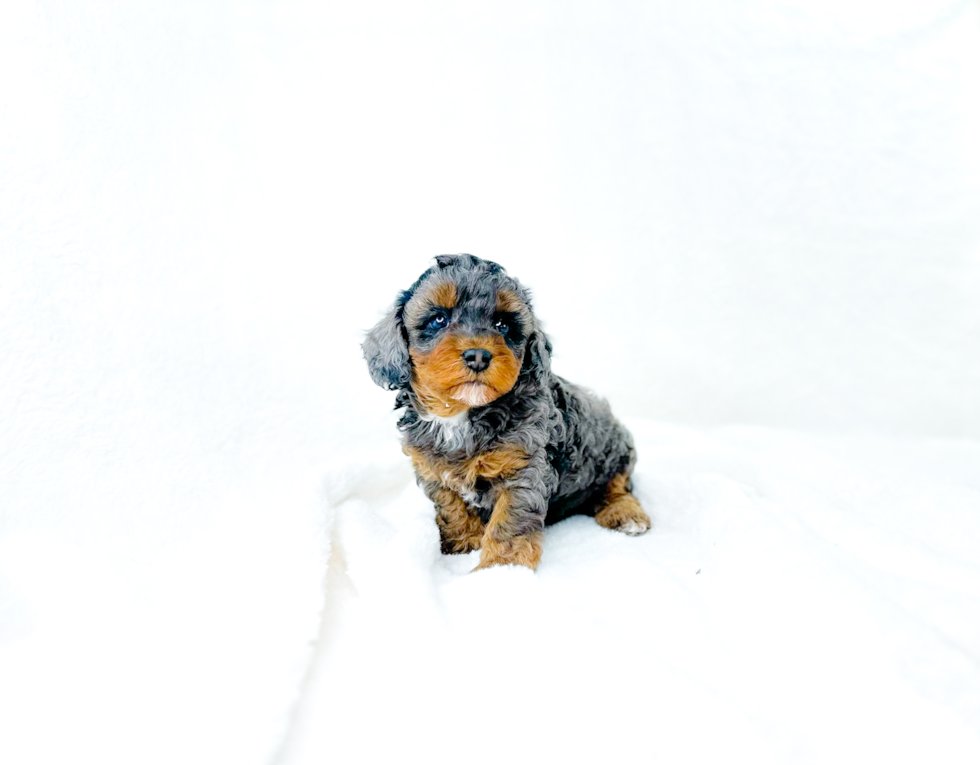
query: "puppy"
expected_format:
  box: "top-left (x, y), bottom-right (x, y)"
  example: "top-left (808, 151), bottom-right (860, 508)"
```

top-left (363, 254), bottom-right (650, 570)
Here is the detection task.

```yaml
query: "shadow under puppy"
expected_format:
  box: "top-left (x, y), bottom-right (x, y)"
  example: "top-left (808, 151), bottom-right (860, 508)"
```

top-left (363, 254), bottom-right (650, 571)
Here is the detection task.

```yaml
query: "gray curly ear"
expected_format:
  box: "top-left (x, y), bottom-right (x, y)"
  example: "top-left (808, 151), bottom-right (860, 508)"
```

top-left (522, 327), bottom-right (552, 383)
top-left (363, 298), bottom-right (412, 390)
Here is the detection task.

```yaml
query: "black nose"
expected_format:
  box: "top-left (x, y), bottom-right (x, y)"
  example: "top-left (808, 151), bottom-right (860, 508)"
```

top-left (462, 348), bottom-right (493, 372)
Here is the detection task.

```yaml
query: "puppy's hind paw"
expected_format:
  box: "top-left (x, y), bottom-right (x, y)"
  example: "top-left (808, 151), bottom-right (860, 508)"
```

top-left (594, 497), bottom-right (651, 536)
top-left (613, 517), bottom-right (650, 536)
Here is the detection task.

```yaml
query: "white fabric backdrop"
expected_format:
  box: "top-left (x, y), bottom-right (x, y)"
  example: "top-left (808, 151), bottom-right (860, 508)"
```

top-left (1, 1), bottom-right (979, 763)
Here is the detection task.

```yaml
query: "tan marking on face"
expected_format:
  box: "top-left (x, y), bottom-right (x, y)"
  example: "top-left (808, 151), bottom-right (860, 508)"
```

top-left (410, 334), bottom-right (521, 416)
top-left (430, 281), bottom-right (457, 309)
top-left (402, 277), bottom-right (457, 329)
top-left (496, 290), bottom-right (523, 313)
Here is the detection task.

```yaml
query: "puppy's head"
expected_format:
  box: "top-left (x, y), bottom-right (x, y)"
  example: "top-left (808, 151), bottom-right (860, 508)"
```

top-left (363, 254), bottom-right (551, 415)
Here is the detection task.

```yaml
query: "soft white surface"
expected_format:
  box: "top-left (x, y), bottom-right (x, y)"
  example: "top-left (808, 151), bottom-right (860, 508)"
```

top-left (2, 1), bottom-right (979, 764)
top-left (282, 423), bottom-right (980, 765)
top-left (0, 497), bottom-right (326, 765)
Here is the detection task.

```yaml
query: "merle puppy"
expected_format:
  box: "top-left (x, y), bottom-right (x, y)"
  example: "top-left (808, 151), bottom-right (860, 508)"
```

top-left (363, 254), bottom-right (650, 570)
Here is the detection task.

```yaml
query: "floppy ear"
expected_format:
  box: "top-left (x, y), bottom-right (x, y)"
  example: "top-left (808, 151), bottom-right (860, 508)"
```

top-left (362, 298), bottom-right (412, 390)
top-left (522, 327), bottom-right (552, 384)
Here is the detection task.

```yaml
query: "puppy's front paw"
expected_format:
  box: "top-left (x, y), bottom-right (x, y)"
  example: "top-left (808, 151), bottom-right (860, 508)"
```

top-left (440, 531), bottom-right (482, 555)
top-left (435, 492), bottom-right (486, 554)
top-left (438, 516), bottom-right (484, 554)
top-left (473, 532), bottom-right (542, 571)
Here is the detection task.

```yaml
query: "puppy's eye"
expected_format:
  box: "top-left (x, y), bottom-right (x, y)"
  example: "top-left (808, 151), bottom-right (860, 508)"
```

top-left (426, 314), bottom-right (448, 331)
top-left (494, 319), bottom-right (509, 334)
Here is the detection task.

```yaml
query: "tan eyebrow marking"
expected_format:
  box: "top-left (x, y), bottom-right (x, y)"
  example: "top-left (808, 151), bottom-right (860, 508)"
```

top-left (496, 290), bottom-right (522, 312)
top-left (430, 281), bottom-right (457, 309)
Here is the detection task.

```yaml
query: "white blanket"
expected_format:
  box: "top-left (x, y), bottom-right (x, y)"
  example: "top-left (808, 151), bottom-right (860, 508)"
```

top-left (280, 423), bottom-right (980, 764)
top-left (0, 471), bottom-right (328, 765)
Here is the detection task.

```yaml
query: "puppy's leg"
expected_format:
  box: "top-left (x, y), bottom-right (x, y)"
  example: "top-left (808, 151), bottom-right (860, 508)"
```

top-left (594, 473), bottom-right (651, 536)
top-left (474, 489), bottom-right (544, 571)
top-left (432, 487), bottom-right (485, 554)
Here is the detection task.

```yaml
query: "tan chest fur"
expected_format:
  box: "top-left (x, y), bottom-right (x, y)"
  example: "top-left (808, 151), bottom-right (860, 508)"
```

top-left (403, 443), bottom-right (529, 498)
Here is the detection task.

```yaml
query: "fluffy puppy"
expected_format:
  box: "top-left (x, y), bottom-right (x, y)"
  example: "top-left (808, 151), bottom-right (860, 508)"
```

top-left (363, 254), bottom-right (650, 570)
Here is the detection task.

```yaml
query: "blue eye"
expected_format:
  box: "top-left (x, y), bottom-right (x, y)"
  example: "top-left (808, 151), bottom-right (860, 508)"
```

top-left (426, 314), bottom-right (448, 331)
top-left (494, 319), bottom-right (509, 334)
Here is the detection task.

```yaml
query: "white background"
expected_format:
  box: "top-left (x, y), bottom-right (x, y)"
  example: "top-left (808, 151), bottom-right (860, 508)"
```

top-left (4, 1), bottom-right (978, 466)
top-left (2, 2), bottom-right (979, 763)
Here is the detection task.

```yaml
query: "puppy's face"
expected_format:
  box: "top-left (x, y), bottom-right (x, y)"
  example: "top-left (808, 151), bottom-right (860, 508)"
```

top-left (403, 272), bottom-right (532, 416)
top-left (363, 255), bottom-right (551, 413)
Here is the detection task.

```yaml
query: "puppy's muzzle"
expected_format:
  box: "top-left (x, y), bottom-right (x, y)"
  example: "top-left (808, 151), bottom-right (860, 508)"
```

top-left (462, 348), bottom-right (493, 372)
